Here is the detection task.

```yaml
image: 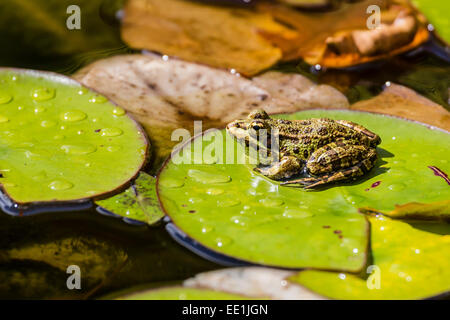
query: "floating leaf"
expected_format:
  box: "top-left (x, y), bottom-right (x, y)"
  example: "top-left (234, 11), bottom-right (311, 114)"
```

top-left (411, 0), bottom-right (450, 44)
top-left (120, 0), bottom-right (298, 76)
top-left (74, 54), bottom-right (349, 168)
top-left (0, 69), bottom-right (148, 206)
top-left (184, 267), bottom-right (324, 299)
top-left (115, 286), bottom-right (252, 300)
top-left (351, 83), bottom-right (450, 131)
top-left (96, 172), bottom-right (164, 225)
top-left (288, 216), bottom-right (450, 299)
top-left (157, 110), bottom-right (449, 270)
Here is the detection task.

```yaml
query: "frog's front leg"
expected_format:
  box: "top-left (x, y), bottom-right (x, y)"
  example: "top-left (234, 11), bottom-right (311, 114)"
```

top-left (281, 142), bottom-right (377, 188)
top-left (254, 156), bottom-right (303, 180)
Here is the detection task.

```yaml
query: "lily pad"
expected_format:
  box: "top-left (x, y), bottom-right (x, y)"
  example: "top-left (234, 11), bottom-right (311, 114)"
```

top-left (288, 215), bottom-right (450, 299)
top-left (115, 286), bottom-right (252, 300)
top-left (411, 0), bottom-right (450, 44)
top-left (0, 69), bottom-right (148, 206)
top-left (95, 172), bottom-right (164, 225)
top-left (157, 110), bottom-right (449, 270)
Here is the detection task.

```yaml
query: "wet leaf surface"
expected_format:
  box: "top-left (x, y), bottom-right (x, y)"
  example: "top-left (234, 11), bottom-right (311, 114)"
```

top-left (411, 0), bottom-right (450, 44)
top-left (288, 215), bottom-right (450, 299)
top-left (158, 110), bottom-right (449, 270)
top-left (96, 172), bottom-right (164, 225)
top-left (0, 69), bottom-right (148, 205)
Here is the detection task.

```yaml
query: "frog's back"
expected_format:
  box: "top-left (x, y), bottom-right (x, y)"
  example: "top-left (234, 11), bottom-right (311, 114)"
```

top-left (276, 118), bottom-right (367, 160)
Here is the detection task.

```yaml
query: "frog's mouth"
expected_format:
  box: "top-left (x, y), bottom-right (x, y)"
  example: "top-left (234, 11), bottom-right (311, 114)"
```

top-left (226, 120), bottom-right (249, 140)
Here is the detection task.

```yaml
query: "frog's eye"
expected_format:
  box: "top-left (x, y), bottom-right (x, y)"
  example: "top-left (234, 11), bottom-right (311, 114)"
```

top-left (250, 121), bottom-right (264, 131)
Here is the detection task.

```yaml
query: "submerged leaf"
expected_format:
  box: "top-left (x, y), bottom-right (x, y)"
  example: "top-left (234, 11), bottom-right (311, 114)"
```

top-left (157, 110), bottom-right (449, 270)
top-left (96, 172), bottom-right (164, 225)
top-left (74, 54), bottom-right (348, 168)
top-left (0, 69), bottom-right (148, 205)
top-left (288, 216), bottom-right (450, 299)
top-left (257, 0), bottom-right (429, 67)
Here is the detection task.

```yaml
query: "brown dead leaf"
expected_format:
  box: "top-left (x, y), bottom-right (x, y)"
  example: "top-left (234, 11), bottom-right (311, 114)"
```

top-left (257, 0), bottom-right (429, 68)
top-left (351, 83), bottom-right (450, 131)
top-left (121, 0), bottom-right (298, 76)
top-left (73, 54), bottom-right (349, 167)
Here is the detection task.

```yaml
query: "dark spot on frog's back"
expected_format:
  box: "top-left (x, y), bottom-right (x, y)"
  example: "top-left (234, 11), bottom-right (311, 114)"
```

top-left (318, 126), bottom-right (328, 136)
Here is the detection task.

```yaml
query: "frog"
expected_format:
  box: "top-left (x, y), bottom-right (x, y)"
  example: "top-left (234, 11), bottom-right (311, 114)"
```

top-left (226, 110), bottom-right (381, 188)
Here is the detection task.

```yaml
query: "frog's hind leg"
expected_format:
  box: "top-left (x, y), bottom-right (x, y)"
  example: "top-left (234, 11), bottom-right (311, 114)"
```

top-left (255, 156), bottom-right (303, 180)
top-left (281, 158), bottom-right (375, 189)
top-left (281, 142), bottom-right (377, 188)
top-left (335, 120), bottom-right (381, 146)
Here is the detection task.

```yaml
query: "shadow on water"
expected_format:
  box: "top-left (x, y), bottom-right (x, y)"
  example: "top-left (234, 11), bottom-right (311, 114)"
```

top-left (283, 147), bottom-right (394, 192)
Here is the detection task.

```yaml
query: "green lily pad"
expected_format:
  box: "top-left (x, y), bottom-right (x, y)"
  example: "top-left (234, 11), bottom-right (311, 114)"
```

top-left (288, 215), bottom-right (450, 299)
top-left (157, 110), bottom-right (449, 270)
top-left (412, 0), bottom-right (450, 44)
top-left (96, 172), bottom-right (164, 225)
top-left (116, 286), bottom-right (252, 300)
top-left (0, 69), bottom-right (148, 205)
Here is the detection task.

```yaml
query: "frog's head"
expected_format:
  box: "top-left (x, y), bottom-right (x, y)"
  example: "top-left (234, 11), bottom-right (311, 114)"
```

top-left (226, 110), bottom-right (272, 143)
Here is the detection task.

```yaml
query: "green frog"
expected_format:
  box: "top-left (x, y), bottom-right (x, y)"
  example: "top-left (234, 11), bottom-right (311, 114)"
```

top-left (226, 110), bottom-right (381, 188)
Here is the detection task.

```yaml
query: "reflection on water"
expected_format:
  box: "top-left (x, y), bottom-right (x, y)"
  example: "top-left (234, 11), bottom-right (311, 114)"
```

top-left (0, 208), bottom-right (218, 299)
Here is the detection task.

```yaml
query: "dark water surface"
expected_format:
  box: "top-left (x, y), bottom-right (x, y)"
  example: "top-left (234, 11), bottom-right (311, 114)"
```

top-left (0, 0), bottom-right (449, 299)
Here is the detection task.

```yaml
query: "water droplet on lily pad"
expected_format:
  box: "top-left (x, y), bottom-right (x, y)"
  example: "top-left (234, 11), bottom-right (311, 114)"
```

top-left (41, 120), bottom-right (56, 127)
top-left (206, 188), bottom-right (224, 195)
top-left (49, 180), bottom-right (73, 191)
top-left (0, 92), bottom-right (12, 104)
top-left (61, 110), bottom-right (87, 122)
top-left (160, 178), bottom-right (184, 188)
top-left (259, 198), bottom-right (284, 207)
top-left (31, 88), bottom-right (55, 101)
top-left (106, 145), bottom-right (121, 152)
top-left (112, 107), bottom-right (126, 116)
top-left (89, 95), bottom-right (107, 104)
top-left (188, 169), bottom-right (231, 184)
top-left (217, 198), bottom-right (240, 208)
top-left (34, 106), bottom-right (46, 113)
top-left (100, 128), bottom-right (123, 137)
top-left (282, 209), bottom-right (314, 219)
top-left (201, 225), bottom-right (214, 233)
top-left (61, 144), bottom-right (96, 155)
top-left (215, 236), bottom-right (232, 247)
top-left (230, 215), bottom-right (249, 227)
top-left (387, 183), bottom-right (406, 191)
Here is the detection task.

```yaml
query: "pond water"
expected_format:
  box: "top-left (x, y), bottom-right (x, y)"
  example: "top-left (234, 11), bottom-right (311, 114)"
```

top-left (0, 0), bottom-right (449, 299)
